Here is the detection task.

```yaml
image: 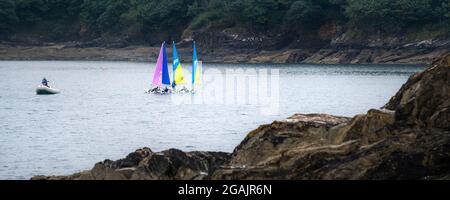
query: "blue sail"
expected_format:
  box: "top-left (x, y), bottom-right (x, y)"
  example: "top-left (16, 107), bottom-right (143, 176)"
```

top-left (192, 41), bottom-right (200, 85)
top-left (161, 42), bottom-right (171, 85)
top-left (173, 41), bottom-right (179, 76)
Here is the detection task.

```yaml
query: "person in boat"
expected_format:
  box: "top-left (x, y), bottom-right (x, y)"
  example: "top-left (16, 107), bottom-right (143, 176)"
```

top-left (181, 86), bottom-right (189, 93)
top-left (42, 78), bottom-right (49, 87)
top-left (162, 87), bottom-right (170, 94)
top-left (149, 86), bottom-right (160, 93)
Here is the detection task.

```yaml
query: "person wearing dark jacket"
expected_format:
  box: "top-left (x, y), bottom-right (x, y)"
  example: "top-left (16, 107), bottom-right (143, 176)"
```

top-left (42, 78), bottom-right (49, 87)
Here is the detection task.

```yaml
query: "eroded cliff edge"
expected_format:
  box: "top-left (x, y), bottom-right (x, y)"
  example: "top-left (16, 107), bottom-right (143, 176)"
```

top-left (1, 40), bottom-right (448, 64)
top-left (33, 54), bottom-right (449, 180)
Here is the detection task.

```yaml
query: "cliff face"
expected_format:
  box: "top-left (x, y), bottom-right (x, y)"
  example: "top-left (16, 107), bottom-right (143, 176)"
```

top-left (182, 27), bottom-right (450, 64)
top-left (2, 26), bottom-right (449, 64)
top-left (32, 54), bottom-right (449, 180)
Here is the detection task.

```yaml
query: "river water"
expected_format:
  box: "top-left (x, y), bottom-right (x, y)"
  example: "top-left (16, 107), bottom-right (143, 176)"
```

top-left (0, 61), bottom-right (424, 179)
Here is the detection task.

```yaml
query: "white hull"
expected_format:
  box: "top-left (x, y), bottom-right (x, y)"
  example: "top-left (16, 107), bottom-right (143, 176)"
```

top-left (36, 85), bottom-right (60, 95)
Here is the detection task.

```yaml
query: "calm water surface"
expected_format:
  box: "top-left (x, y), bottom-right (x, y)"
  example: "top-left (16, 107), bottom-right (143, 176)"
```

top-left (0, 61), bottom-right (424, 179)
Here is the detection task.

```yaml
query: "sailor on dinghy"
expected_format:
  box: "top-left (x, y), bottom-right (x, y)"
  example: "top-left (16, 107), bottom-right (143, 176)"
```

top-left (36, 78), bottom-right (60, 95)
top-left (42, 77), bottom-right (49, 87)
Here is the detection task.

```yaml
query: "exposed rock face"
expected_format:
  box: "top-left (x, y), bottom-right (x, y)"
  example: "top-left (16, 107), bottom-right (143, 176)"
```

top-left (227, 114), bottom-right (351, 167)
top-left (301, 48), bottom-right (449, 64)
top-left (2, 36), bottom-right (448, 64)
top-left (186, 28), bottom-right (450, 64)
top-left (384, 55), bottom-right (449, 130)
top-left (212, 54), bottom-right (449, 180)
top-left (33, 54), bottom-right (449, 180)
top-left (32, 148), bottom-right (230, 180)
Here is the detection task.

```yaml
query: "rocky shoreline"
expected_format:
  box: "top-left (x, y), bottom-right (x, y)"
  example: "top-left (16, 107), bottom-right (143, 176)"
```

top-left (32, 53), bottom-right (449, 180)
top-left (0, 43), bottom-right (448, 65)
top-left (2, 23), bottom-right (449, 65)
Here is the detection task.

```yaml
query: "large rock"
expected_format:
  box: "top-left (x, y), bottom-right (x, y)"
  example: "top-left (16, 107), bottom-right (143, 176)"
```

top-left (212, 54), bottom-right (449, 180)
top-left (33, 54), bottom-right (449, 180)
top-left (384, 54), bottom-right (449, 129)
top-left (32, 148), bottom-right (230, 180)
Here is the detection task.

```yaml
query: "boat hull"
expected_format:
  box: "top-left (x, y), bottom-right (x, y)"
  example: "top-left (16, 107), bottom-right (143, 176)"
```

top-left (36, 86), bottom-right (60, 95)
top-left (172, 87), bottom-right (190, 94)
top-left (146, 86), bottom-right (172, 95)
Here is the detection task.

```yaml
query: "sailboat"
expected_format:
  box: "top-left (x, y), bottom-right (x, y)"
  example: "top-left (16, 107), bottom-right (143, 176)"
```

top-left (191, 41), bottom-right (201, 93)
top-left (148, 42), bottom-right (172, 94)
top-left (148, 41), bottom-right (200, 94)
top-left (172, 41), bottom-right (189, 93)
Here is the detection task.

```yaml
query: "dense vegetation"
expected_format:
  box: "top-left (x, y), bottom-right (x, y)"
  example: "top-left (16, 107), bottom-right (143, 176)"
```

top-left (1, 0), bottom-right (449, 44)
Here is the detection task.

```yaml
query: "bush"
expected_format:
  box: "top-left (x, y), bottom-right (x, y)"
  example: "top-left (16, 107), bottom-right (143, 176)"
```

top-left (0, 0), bottom-right (18, 33)
top-left (189, 10), bottom-right (222, 30)
top-left (1, 0), bottom-right (449, 42)
top-left (346, 0), bottom-right (450, 33)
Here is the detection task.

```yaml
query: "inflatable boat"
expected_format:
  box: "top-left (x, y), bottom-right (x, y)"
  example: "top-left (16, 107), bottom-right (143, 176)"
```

top-left (36, 85), bottom-right (60, 95)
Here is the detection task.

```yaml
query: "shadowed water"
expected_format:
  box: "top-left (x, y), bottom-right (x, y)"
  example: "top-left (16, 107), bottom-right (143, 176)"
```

top-left (0, 61), bottom-right (424, 179)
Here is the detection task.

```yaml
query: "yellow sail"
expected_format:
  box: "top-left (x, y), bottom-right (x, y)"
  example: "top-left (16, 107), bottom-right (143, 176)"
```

top-left (174, 63), bottom-right (186, 85)
top-left (172, 42), bottom-right (186, 85)
top-left (194, 63), bottom-right (201, 85)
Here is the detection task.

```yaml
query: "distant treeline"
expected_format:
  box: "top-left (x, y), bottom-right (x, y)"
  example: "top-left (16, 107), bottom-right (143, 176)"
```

top-left (0, 0), bottom-right (449, 43)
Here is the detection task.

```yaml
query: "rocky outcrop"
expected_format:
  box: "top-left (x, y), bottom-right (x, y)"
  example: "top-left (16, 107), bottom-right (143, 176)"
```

top-left (33, 54), bottom-right (449, 180)
top-left (384, 54), bottom-right (449, 130)
top-left (2, 28), bottom-right (449, 64)
top-left (301, 48), bottom-right (449, 64)
top-left (3, 20), bottom-right (450, 64)
top-left (1, 43), bottom-right (446, 64)
top-left (32, 148), bottom-right (230, 180)
top-left (186, 27), bottom-right (450, 64)
top-left (212, 54), bottom-right (449, 180)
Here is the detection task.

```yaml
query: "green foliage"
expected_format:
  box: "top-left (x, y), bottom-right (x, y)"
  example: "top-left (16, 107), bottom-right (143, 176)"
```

top-left (15, 0), bottom-right (48, 24)
top-left (0, 0), bottom-right (18, 33)
top-left (227, 0), bottom-right (283, 30)
top-left (96, 0), bottom-right (130, 30)
top-left (187, 1), bottom-right (205, 18)
top-left (285, 0), bottom-right (324, 28)
top-left (139, 0), bottom-right (193, 31)
top-left (44, 0), bottom-right (83, 19)
top-left (189, 10), bottom-right (222, 30)
top-left (0, 0), bottom-right (448, 41)
top-left (346, 0), bottom-right (450, 33)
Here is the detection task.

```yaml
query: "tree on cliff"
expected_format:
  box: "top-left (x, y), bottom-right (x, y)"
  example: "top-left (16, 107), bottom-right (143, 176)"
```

top-left (285, 0), bottom-right (324, 29)
top-left (0, 0), bottom-right (18, 34)
top-left (225, 0), bottom-right (282, 30)
top-left (0, 0), bottom-right (449, 43)
top-left (346, 0), bottom-right (450, 33)
top-left (15, 0), bottom-right (48, 25)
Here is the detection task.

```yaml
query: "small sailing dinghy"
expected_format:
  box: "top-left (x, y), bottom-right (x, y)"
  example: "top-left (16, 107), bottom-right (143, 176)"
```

top-left (148, 42), bottom-right (172, 94)
top-left (36, 85), bottom-right (60, 95)
top-left (191, 41), bottom-right (201, 93)
top-left (172, 41), bottom-right (189, 94)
